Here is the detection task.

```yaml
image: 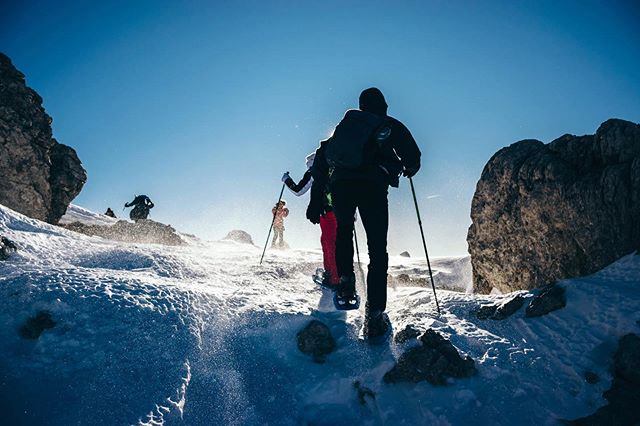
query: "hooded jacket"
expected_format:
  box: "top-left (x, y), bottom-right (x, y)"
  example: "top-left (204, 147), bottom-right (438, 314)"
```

top-left (311, 88), bottom-right (421, 189)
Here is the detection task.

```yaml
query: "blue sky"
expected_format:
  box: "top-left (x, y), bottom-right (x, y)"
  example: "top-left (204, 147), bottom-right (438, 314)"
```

top-left (2, 0), bottom-right (639, 256)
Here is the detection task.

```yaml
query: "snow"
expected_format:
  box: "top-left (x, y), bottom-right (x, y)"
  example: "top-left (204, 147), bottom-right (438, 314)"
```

top-left (59, 203), bottom-right (119, 226)
top-left (0, 203), bottom-right (638, 425)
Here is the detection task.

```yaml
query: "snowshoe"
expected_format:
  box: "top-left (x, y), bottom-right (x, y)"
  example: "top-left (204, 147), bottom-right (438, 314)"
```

top-left (313, 268), bottom-right (338, 291)
top-left (333, 275), bottom-right (360, 311)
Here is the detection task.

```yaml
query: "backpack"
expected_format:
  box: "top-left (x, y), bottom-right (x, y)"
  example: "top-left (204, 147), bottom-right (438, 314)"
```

top-left (325, 110), bottom-right (392, 169)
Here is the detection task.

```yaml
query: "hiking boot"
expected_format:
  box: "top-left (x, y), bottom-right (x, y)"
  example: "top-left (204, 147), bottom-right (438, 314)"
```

top-left (321, 271), bottom-right (338, 288)
top-left (337, 274), bottom-right (356, 298)
top-left (363, 305), bottom-right (391, 341)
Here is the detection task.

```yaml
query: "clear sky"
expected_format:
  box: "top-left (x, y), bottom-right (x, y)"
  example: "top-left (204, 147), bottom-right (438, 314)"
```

top-left (2, 0), bottom-right (639, 256)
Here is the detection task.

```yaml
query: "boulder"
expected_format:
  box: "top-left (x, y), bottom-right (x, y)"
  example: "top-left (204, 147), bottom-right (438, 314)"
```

top-left (399, 251), bottom-right (411, 257)
top-left (0, 53), bottom-right (86, 224)
top-left (384, 329), bottom-right (476, 385)
top-left (223, 229), bottom-right (254, 245)
top-left (525, 284), bottom-right (566, 318)
top-left (0, 236), bottom-right (17, 260)
top-left (62, 219), bottom-right (185, 246)
top-left (467, 119), bottom-right (640, 293)
top-left (296, 320), bottom-right (335, 363)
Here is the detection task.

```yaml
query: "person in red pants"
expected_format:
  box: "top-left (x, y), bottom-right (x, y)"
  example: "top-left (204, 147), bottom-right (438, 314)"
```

top-left (282, 152), bottom-right (339, 287)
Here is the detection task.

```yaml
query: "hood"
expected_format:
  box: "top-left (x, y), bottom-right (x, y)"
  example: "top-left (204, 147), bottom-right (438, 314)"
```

top-left (359, 87), bottom-right (388, 116)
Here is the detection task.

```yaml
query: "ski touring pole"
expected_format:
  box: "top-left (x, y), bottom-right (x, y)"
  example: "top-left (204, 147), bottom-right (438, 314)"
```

top-left (353, 225), bottom-right (366, 298)
top-left (409, 177), bottom-right (441, 315)
top-left (259, 180), bottom-right (287, 265)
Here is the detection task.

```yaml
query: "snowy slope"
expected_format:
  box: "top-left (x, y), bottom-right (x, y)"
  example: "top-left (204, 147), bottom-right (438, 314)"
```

top-left (0, 203), bottom-right (638, 425)
top-left (59, 203), bottom-right (119, 226)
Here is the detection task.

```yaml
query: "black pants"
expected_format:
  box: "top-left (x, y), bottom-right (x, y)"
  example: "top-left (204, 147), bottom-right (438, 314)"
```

top-left (332, 179), bottom-right (389, 312)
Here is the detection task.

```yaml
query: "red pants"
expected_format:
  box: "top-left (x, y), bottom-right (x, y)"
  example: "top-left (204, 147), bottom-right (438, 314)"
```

top-left (319, 211), bottom-right (339, 285)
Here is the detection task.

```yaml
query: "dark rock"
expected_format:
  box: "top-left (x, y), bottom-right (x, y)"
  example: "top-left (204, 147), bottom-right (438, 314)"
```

top-left (614, 333), bottom-right (640, 384)
top-left (296, 320), bottom-right (336, 363)
top-left (525, 285), bottom-right (566, 317)
top-left (223, 229), bottom-right (254, 245)
top-left (399, 251), bottom-right (411, 257)
top-left (475, 294), bottom-right (526, 320)
top-left (475, 304), bottom-right (497, 320)
top-left (19, 310), bottom-right (56, 339)
top-left (61, 219), bottom-right (185, 246)
top-left (584, 371), bottom-right (599, 385)
top-left (467, 119), bottom-right (640, 293)
top-left (394, 324), bottom-right (421, 344)
top-left (0, 53), bottom-right (86, 224)
top-left (0, 236), bottom-right (17, 260)
top-left (353, 381), bottom-right (376, 406)
top-left (572, 333), bottom-right (640, 425)
top-left (384, 329), bottom-right (476, 385)
top-left (493, 294), bottom-right (526, 320)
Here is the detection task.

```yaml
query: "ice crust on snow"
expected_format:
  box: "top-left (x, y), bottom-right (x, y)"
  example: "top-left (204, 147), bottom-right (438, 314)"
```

top-left (0, 203), bottom-right (639, 425)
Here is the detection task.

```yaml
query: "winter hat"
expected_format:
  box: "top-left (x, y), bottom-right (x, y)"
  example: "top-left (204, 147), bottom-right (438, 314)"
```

top-left (359, 87), bottom-right (388, 116)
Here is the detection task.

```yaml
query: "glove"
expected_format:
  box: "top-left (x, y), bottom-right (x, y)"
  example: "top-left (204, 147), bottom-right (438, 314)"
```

top-left (306, 201), bottom-right (323, 225)
top-left (403, 166), bottom-right (419, 178)
top-left (281, 172), bottom-right (290, 183)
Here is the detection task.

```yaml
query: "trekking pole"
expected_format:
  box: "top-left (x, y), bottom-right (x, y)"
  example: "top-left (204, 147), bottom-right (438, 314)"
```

top-left (353, 225), bottom-right (366, 295)
top-left (354, 227), bottom-right (362, 268)
top-left (409, 177), bottom-right (441, 315)
top-left (259, 180), bottom-right (287, 265)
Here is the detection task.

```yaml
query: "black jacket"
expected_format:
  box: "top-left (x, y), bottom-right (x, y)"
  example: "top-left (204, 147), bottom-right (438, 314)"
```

top-left (311, 114), bottom-right (421, 189)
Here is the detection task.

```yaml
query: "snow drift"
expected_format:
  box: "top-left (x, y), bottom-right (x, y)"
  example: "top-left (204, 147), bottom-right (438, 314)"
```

top-left (0, 203), bottom-right (638, 425)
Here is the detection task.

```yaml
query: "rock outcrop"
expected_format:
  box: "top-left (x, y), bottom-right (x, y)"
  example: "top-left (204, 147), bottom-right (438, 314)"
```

top-left (62, 219), bottom-right (185, 246)
top-left (0, 53), bottom-right (86, 224)
top-left (468, 119), bottom-right (640, 293)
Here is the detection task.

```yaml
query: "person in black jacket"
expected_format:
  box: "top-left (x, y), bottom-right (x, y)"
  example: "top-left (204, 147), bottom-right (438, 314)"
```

top-left (307, 87), bottom-right (421, 340)
top-left (124, 195), bottom-right (154, 222)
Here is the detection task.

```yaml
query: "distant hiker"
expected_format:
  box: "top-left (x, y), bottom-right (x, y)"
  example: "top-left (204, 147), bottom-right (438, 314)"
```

top-left (307, 87), bottom-right (421, 340)
top-left (124, 195), bottom-right (154, 222)
top-left (271, 200), bottom-right (289, 248)
top-left (0, 236), bottom-right (17, 260)
top-left (282, 152), bottom-right (339, 287)
top-left (105, 208), bottom-right (116, 218)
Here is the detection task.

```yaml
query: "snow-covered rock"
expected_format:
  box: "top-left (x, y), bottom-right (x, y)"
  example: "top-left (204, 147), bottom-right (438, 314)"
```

top-left (222, 229), bottom-right (254, 245)
top-left (0, 202), bottom-right (639, 425)
top-left (59, 204), bottom-right (119, 226)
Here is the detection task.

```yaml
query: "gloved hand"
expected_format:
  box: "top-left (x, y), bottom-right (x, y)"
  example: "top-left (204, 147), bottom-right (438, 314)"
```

top-left (281, 172), bottom-right (290, 183)
top-left (306, 201), bottom-right (323, 225)
top-left (403, 166), bottom-right (419, 178)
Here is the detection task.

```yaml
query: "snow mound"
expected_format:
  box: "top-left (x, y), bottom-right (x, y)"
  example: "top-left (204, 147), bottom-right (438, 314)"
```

top-left (59, 204), bottom-right (119, 226)
top-left (1, 203), bottom-right (639, 425)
